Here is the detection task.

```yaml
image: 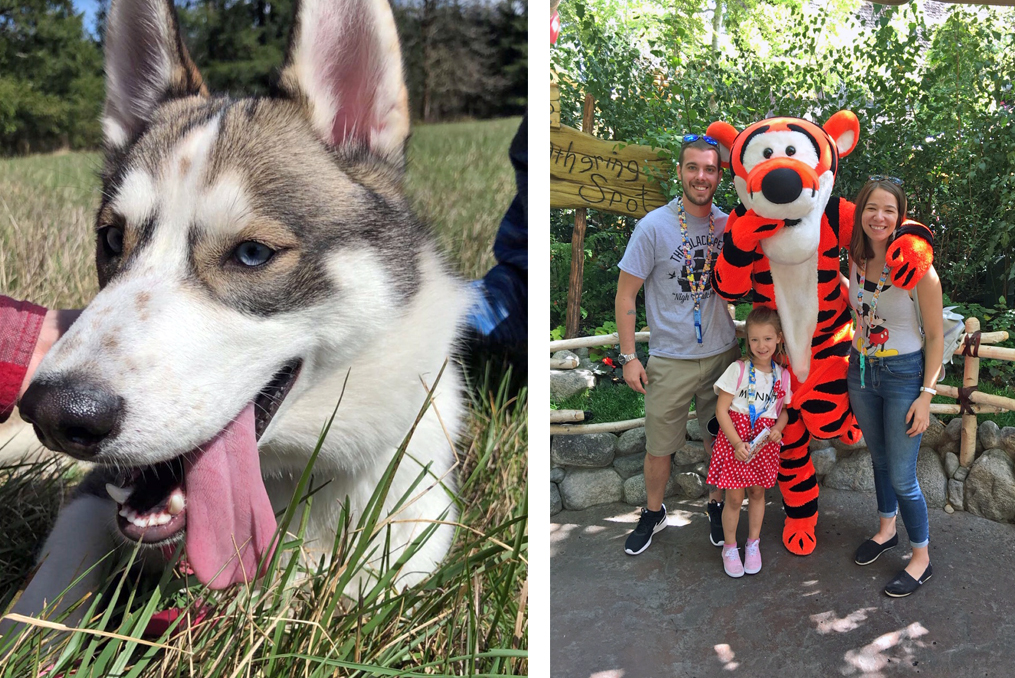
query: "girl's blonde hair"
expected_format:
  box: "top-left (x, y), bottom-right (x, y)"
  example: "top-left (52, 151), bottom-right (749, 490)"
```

top-left (744, 306), bottom-right (784, 364)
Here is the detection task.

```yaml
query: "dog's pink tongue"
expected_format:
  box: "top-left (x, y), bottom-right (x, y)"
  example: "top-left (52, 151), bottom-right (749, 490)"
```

top-left (184, 403), bottom-right (277, 589)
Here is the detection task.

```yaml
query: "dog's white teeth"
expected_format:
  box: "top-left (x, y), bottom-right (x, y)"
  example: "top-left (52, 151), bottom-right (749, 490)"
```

top-left (167, 491), bottom-right (185, 516)
top-left (106, 483), bottom-right (134, 505)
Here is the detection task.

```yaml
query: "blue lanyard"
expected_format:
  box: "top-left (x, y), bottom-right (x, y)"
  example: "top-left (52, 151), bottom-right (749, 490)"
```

top-left (747, 360), bottom-right (778, 428)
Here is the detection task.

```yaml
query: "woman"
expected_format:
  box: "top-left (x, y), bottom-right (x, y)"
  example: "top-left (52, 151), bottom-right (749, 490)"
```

top-left (846, 176), bottom-right (943, 597)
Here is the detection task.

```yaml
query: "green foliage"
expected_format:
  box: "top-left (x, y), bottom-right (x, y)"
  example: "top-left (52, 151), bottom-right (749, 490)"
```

top-left (552, 0), bottom-right (1015, 331)
top-left (0, 0), bottom-right (103, 154)
top-left (945, 295), bottom-right (1015, 393)
top-left (552, 381), bottom-right (646, 423)
top-left (550, 208), bottom-right (647, 335)
top-left (2, 0), bottom-right (527, 155)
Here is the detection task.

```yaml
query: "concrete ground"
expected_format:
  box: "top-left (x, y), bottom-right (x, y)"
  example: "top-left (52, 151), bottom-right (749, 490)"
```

top-left (551, 488), bottom-right (1015, 677)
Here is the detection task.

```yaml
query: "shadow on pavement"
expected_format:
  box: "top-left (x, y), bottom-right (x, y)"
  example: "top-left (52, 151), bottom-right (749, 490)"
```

top-left (551, 487), bottom-right (1015, 677)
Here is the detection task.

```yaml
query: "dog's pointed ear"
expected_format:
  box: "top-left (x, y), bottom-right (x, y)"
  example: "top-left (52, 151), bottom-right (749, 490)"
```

top-left (279, 0), bottom-right (410, 165)
top-left (103, 0), bottom-right (207, 148)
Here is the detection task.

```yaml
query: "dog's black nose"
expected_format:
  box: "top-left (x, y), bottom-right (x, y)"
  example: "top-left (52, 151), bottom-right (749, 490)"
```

top-left (760, 167), bottom-right (803, 204)
top-left (19, 378), bottom-right (123, 459)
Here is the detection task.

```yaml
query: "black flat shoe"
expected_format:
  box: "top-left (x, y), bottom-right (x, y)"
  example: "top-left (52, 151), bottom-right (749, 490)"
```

top-left (854, 534), bottom-right (899, 565)
top-left (884, 563), bottom-right (933, 598)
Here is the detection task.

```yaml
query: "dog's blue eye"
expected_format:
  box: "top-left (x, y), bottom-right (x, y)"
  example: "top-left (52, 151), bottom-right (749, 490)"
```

top-left (102, 227), bottom-right (124, 255)
top-left (234, 241), bottom-right (274, 267)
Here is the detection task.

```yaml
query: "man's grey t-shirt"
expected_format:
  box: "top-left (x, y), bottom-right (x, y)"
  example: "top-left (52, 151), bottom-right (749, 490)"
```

top-left (618, 198), bottom-right (737, 359)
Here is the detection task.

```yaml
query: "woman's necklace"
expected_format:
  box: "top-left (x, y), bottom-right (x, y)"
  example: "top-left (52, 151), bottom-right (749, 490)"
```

top-left (856, 258), bottom-right (892, 389)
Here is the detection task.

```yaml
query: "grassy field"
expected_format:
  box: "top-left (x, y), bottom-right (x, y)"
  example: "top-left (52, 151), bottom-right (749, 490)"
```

top-left (0, 117), bottom-right (528, 676)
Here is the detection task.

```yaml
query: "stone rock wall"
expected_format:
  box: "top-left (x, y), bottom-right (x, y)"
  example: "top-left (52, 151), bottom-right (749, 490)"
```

top-left (551, 414), bottom-right (1015, 528)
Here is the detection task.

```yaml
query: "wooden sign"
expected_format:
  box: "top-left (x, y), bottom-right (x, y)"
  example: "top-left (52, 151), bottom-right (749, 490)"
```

top-left (550, 82), bottom-right (560, 129)
top-left (550, 124), bottom-right (669, 218)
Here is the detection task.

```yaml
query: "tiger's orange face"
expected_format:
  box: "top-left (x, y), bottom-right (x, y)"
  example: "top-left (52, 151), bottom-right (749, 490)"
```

top-left (707, 112), bottom-right (860, 221)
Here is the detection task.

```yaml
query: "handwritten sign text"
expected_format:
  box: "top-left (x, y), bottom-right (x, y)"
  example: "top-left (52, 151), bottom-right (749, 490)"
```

top-left (550, 125), bottom-right (669, 218)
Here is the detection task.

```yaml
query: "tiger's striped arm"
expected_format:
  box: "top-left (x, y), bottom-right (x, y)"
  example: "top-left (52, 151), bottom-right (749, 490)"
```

top-left (712, 205), bottom-right (766, 301)
top-left (835, 197), bottom-right (855, 248)
top-left (886, 219), bottom-right (934, 290)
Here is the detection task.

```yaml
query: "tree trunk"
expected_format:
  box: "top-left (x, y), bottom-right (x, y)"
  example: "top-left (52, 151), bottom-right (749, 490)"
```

top-left (712, 0), bottom-right (722, 55)
top-left (565, 94), bottom-right (596, 339)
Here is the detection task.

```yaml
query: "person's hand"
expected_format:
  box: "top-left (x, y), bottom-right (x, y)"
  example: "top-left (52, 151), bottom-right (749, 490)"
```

top-left (20, 309), bottom-right (81, 398)
top-left (768, 427), bottom-right (783, 443)
top-left (623, 359), bottom-right (648, 394)
top-left (734, 441), bottom-right (750, 462)
top-left (906, 394), bottom-right (932, 437)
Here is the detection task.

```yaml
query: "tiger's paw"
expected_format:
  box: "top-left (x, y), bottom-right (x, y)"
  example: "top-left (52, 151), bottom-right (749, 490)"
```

top-left (839, 420), bottom-right (863, 446)
top-left (783, 516), bottom-right (818, 556)
top-left (885, 221), bottom-right (934, 290)
top-left (732, 210), bottom-right (785, 251)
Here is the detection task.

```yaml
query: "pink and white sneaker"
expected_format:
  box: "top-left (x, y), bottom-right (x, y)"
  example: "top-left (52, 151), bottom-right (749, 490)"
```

top-left (744, 538), bottom-right (762, 575)
top-left (722, 544), bottom-right (744, 578)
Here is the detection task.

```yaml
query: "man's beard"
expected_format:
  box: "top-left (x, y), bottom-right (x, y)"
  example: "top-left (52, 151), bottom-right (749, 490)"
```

top-left (682, 181), bottom-right (716, 207)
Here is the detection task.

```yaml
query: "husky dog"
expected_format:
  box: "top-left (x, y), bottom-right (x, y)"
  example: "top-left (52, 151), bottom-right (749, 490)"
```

top-left (4, 0), bottom-right (469, 631)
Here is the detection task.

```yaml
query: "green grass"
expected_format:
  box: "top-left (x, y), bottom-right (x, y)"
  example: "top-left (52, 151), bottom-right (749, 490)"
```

top-left (0, 117), bottom-right (521, 307)
top-left (406, 118), bottom-right (520, 281)
top-left (0, 118), bottom-right (527, 675)
top-left (551, 381), bottom-right (646, 423)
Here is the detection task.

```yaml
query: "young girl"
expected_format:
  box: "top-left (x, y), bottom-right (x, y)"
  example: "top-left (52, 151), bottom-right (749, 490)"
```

top-left (706, 307), bottom-right (792, 577)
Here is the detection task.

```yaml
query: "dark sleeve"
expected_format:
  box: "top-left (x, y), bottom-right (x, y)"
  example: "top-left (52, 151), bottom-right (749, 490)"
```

top-left (0, 297), bottom-right (47, 422)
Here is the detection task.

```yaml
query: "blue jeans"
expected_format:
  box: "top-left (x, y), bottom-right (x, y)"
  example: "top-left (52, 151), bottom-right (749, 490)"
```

top-left (847, 348), bottom-right (929, 547)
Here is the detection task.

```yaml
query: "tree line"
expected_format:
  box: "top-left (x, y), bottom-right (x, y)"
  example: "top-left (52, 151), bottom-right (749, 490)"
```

top-left (551, 0), bottom-right (1014, 337)
top-left (0, 0), bottom-right (527, 155)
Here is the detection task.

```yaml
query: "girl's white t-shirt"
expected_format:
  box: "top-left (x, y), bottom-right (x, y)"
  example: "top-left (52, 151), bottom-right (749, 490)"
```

top-left (713, 360), bottom-right (793, 420)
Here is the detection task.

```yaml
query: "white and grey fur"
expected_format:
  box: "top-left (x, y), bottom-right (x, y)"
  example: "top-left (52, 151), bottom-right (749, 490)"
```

top-left (2, 0), bottom-right (469, 634)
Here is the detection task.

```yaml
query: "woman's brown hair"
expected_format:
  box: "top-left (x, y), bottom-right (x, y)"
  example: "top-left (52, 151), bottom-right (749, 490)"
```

top-left (849, 179), bottom-right (908, 265)
top-left (744, 306), bottom-right (784, 364)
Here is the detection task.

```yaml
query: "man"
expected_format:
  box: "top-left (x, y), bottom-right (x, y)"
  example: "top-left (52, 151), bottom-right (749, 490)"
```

top-left (615, 135), bottom-right (740, 555)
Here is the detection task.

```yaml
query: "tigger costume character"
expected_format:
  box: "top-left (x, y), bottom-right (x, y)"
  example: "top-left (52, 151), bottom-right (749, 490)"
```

top-left (705, 112), bottom-right (934, 555)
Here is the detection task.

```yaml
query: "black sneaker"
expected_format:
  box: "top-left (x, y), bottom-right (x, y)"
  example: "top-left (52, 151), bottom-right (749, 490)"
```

top-left (625, 505), bottom-right (667, 555)
top-left (707, 500), bottom-right (725, 546)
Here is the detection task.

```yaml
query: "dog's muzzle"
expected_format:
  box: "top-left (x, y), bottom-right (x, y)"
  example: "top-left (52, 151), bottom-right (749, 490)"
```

top-left (19, 377), bottom-right (124, 459)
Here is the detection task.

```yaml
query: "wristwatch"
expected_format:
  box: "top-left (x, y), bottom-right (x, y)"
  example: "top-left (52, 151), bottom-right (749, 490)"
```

top-left (617, 352), bottom-right (638, 365)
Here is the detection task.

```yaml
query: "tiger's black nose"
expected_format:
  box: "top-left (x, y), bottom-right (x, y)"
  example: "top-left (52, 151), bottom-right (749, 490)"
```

top-left (760, 167), bottom-right (804, 204)
top-left (19, 378), bottom-right (124, 459)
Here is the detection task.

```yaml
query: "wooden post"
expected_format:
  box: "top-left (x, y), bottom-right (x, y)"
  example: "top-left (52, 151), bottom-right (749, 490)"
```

top-left (564, 94), bottom-right (596, 338)
top-left (959, 316), bottom-right (981, 468)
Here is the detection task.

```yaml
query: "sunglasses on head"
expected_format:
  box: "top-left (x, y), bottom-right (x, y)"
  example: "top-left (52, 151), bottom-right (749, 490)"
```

top-left (682, 134), bottom-right (719, 147)
top-left (869, 175), bottom-right (904, 186)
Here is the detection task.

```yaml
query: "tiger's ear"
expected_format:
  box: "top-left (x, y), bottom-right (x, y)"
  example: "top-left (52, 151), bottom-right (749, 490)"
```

top-left (823, 111), bottom-right (860, 158)
top-left (706, 121), bottom-right (738, 168)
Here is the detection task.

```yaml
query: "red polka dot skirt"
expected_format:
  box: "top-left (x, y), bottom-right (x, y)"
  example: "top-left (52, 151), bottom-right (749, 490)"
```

top-left (706, 410), bottom-right (781, 489)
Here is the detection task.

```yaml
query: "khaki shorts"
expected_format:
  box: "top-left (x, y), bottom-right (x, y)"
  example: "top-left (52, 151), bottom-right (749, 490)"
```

top-left (644, 345), bottom-right (740, 457)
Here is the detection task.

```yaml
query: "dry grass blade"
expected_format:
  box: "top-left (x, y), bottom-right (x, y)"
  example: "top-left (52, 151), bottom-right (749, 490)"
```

top-left (0, 613), bottom-right (188, 653)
